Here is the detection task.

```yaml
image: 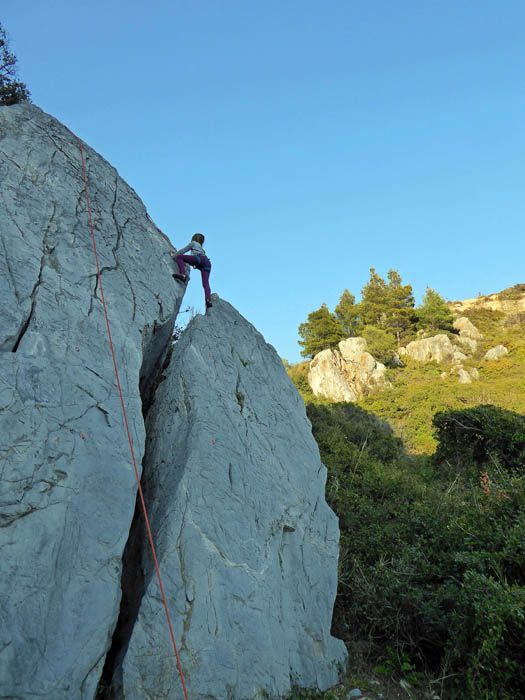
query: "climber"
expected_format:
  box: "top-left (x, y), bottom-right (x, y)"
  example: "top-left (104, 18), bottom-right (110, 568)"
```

top-left (171, 233), bottom-right (213, 308)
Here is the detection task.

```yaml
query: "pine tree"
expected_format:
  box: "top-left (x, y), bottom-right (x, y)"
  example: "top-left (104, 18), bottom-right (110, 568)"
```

top-left (298, 303), bottom-right (346, 358)
top-left (361, 325), bottom-right (397, 365)
top-left (385, 269), bottom-right (417, 343)
top-left (334, 289), bottom-right (358, 337)
top-left (357, 268), bottom-right (390, 328)
top-left (417, 287), bottom-right (454, 332)
top-left (357, 268), bottom-right (416, 343)
top-left (0, 24), bottom-right (31, 106)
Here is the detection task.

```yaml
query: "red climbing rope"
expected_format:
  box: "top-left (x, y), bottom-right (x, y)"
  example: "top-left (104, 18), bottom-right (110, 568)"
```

top-left (73, 133), bottom-right (189, 700)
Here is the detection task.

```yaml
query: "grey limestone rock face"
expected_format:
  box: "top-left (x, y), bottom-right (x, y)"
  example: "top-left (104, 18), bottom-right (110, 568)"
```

top-left (1, 103), bottom-right (345, 700)
top-left (0, 104), bottom-right (183, 698)
top-left (119, 298), bottom-right (347, 699)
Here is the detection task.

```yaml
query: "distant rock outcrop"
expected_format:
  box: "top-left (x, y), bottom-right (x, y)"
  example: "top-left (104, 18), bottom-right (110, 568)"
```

top-left (484, 344), bottom-right (509, 361)
top-left (0, 104), bottom-right (344, 699)
top-left (308, 337), bottom-right (389, 402)
top-left (398, 334), bottom-right (455, 363)
top-left (452, 349), bottom-right (468, 363)
top-left (453, 317), bottom-right (483, 340)
top-left (398, 330), bottom-right (483, 384)
top-left (456, 336), bottom-right (478, 353)
top-left (449, 285), bottom-right (525, 316)
top-left (457, 368), bottom-right (480, 383)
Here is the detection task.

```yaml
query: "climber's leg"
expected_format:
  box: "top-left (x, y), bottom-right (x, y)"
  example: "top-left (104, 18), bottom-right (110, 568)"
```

top-left (201, 268), bottom-right (211, 303)
top-left (175, 254), bottom-right (197, 275)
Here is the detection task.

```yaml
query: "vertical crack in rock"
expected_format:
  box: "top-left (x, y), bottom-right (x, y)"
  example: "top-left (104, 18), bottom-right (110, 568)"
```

top-left (0, 103), bottom-right (190, 699)
top-left (95, 495), bottom-right (146, 700)
top-left (11, 217), bottom-right (50, 352)
top-left (10, 201), bottom-right (60, 352)
top-left (95, 318), bottom-right (176, 700)
top-left (114, 298), bottom-right (347, 698)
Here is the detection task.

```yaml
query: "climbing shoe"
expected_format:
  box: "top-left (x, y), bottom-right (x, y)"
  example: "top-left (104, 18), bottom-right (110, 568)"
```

top-left (206, 299), bottom-right (213, 308)
top-left (173, 273), bottom-right (187, 282)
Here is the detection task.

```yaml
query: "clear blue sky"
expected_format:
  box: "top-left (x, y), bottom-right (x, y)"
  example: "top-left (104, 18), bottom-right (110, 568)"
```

top-left (4, 1), bottom-right (525, 362)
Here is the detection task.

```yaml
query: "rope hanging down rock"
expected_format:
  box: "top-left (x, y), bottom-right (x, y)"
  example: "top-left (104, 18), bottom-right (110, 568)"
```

top-left (71, 129), bottom-right (189, 700)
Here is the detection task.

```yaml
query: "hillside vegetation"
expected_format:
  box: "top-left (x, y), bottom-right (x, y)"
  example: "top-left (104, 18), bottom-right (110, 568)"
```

top-left (358, 306), bottom-right (525, 453)
top-left (286, 286), bottom-right (525, 699)
top-left (295, 402), bottom-right (525, 700)
top-left (289, 292), bottom-right (525, 454)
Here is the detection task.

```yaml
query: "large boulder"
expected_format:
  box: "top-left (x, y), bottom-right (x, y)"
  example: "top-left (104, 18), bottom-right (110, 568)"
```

top-left (457, 368), bottom-right (472, 384)
top-left (399, 334), bottom-right (455, 363)
top-left (456, 336), bottom-right (477, 354)
top-left (452, 349), bottom-right (468, 364)
top-left (308, 337), bottom-right (389, 402)
top-left (118, 298), bottom-right (346, 699)
top-left (484, 344), bottom-right (509, 361)
top-left (453, 317), bottom-right (483, 340)
top-left (0, 103), bottom-right (345, 699)
top-left (0, 103), bottom-right (183, 698)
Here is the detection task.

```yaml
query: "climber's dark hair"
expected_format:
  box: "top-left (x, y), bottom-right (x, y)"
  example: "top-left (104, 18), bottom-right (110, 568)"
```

top-left (192, 233), bottom-right (205, 245)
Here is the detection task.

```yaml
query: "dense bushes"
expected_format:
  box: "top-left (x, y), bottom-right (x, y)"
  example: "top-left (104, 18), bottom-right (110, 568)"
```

top-left (307, 403), bottom-right (404, 467)
top-left (287, 361), bottom-right (315, 401)
top-left (308, 402), bottom-right (525, 699)
top-left (432, 404), bottom-right (525, 476)
top-left (360, 326), bottom-right (398, 366)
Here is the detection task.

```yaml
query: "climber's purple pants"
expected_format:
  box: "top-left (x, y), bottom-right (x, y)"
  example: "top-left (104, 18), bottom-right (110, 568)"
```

top-left (176, 254), bottom-right (212, 302)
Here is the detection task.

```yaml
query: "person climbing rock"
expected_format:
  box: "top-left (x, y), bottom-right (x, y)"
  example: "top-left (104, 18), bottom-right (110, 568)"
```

top-left (171, 233), bottom-right (213, 308)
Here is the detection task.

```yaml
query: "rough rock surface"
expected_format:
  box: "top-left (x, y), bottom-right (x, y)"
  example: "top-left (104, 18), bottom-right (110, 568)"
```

top-left (308, 337), bottom-right (389, 402)
top-left (1, 104), bottom-right (345, 699)
top-left (117, 298), bottom-right (346, 699)
top-left (0, 103), bottom-right (184, 698)
top-left (484, 344), bottom-right (509, 361)
top-left (443, 366), bottom-right (480, 383)
top-left (456, 336), bottom-right (477, 354)
top-left (453, 317), bottom-right (483, 340)
top-left (457, 368), bottom-right (472, 384)
top-left (399, 334), bottom-right (455, 364)
top-left (449, 286), bottom-right (525, 316)
top-left (452, 349), bottom-right (468, 364)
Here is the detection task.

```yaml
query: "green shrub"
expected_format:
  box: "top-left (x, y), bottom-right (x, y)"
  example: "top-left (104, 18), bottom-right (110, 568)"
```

top-left (357, 327), bottom-right (525, 454)
top-left (432, 405), bottom-right (525, 476)
top-left (447, 571), bottom-right (525, 699)
top-left (307, 403), bottom-right (525, 699)
top-left (360, 326), bottom-right (398, 366)
top-left (287, 361), bottom-right (315, 402)
top-left (307, 403), bottom-right (404, 467)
